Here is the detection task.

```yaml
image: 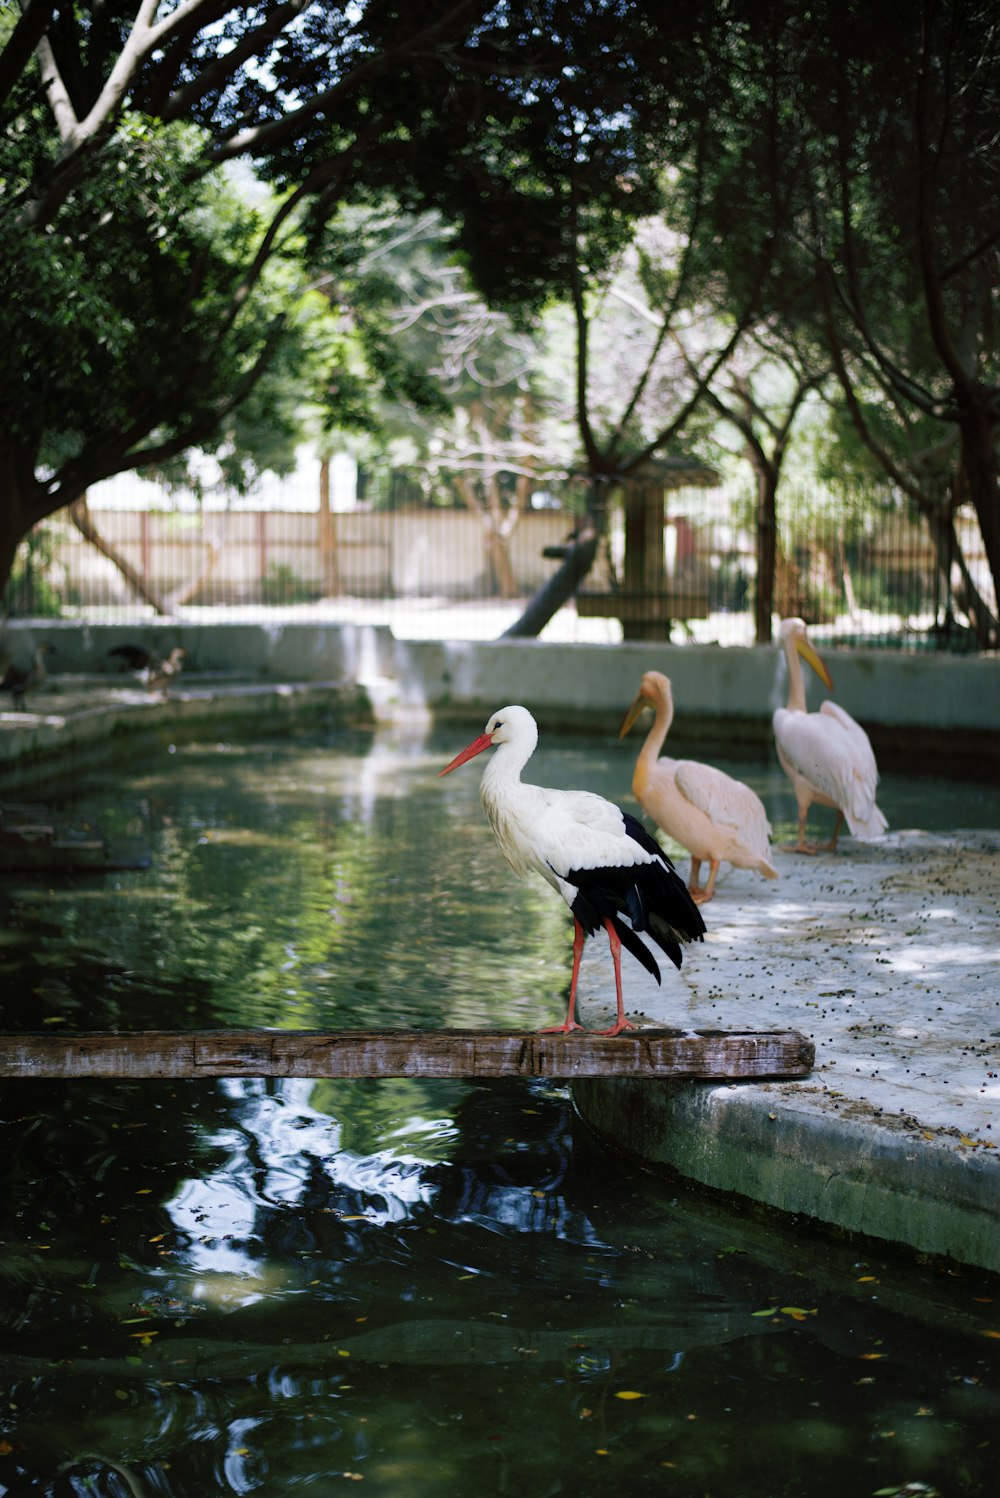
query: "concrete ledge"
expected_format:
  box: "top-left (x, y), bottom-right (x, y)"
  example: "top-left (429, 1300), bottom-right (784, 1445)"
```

top-left (4, 622), bottom-right (999, 771)
top-left (0, 678), bottom-right (363, 793)
top-left (573, 1077), bottom-right (1000, 1273)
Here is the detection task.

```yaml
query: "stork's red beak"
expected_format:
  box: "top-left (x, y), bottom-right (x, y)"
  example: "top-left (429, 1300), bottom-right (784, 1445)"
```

top-left (439, 731), bottom-right (494, 776)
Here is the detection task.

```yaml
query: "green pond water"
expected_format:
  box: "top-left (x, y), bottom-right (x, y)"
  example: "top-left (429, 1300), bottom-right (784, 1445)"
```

top-left (1, 721), bottom-right (999, 1497)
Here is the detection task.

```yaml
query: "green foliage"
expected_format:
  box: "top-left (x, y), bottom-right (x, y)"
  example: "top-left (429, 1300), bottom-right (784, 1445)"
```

top-left (1, 525), bottom-right (62, 617)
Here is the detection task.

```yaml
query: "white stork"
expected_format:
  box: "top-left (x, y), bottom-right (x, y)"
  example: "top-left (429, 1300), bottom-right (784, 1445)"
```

top-left (439, 705), bottom-right (706, 1035)
top-left (620, 670), bottom-right (777, 903)
top-left (774, 617), bottom-right (887, 852)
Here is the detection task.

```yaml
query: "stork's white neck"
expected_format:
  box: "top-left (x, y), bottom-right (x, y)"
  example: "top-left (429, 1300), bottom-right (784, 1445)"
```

top-left (480, 729), bottom-right (535, 804)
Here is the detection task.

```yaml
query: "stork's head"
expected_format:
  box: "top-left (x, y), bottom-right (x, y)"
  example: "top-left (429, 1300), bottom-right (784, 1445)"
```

top-left (779, 617), bottom-right (833, 690)
top-left (439, 704), bottom-right (538, 775)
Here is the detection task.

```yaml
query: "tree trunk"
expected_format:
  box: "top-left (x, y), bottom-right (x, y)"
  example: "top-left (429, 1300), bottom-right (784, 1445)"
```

top-left (924, 497), bottom-right (999, 649)
top-left (753, 463), bottom-right (778, 645)
top-left (0, 444), bottom-right (37, 601)
top-left (317, 457), bottom-right (342, 596)
top-left (502, 506), bottom-right (604, 638)
top-left (69, 496), bottom-right (169, 614)
top-left (956, 409), bottom-right (1000, 647)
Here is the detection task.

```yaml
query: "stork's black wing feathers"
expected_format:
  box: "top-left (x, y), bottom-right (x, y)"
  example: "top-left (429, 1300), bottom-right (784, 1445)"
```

top-left (565, 809), bottom-right (705, 976)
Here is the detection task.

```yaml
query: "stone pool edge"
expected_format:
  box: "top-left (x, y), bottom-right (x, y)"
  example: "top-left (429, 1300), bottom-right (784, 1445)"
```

top-left (572, 1076), bottom-right (1000, 1275)
top-left (0, 678), bottom-right (365, 793)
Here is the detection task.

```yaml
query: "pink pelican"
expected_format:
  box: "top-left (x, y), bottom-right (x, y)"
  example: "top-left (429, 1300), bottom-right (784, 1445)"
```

top-left (620, 670), bottom-right (777, 903)
top-left (774, 617), bottom-right (887, 852)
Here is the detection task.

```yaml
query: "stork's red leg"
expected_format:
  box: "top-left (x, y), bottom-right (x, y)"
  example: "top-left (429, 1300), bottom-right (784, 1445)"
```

top-left (595, 919), bottom-right (636, 1037)
top-left (539, 919), bottom-right (587, 1034)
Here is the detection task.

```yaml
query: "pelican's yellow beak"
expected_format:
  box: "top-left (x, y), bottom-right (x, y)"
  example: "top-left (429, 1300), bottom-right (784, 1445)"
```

top-left (796, 635), bottom-right (834, 691)
top-left (619, 692), bottom-right (649, 738)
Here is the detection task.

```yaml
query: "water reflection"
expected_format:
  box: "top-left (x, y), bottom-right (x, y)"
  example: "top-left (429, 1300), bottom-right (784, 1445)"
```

top-left (1, 724), bottom-right (999, 1495)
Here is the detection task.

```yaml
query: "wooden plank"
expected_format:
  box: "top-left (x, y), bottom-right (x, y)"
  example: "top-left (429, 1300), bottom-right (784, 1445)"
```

top-left (0, 1028), bottom-right (814, 1080)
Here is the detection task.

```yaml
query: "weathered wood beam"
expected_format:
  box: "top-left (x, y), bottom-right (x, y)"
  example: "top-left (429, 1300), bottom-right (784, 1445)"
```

top-left (0, 1028), bottom-right (814, 1080)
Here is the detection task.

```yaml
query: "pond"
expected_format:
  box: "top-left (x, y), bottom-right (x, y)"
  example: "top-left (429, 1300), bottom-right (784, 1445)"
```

top-left (1, 720), bottom-right (999, 1497)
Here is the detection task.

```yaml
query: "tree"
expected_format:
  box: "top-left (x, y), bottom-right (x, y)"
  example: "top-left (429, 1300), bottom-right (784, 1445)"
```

top-left (734, 0), bottom-right (1000, 645)
top-left (4, 2), bottom-right (648, 596)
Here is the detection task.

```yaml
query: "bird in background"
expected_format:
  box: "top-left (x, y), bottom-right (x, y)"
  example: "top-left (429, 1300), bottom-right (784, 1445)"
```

top-left (620, 670), bottom-right (777, 904)
top-left (440, 705), bottom-right (705, 1036)
top-left (147, 646), bottom-right (187, 690)
top-left (0, 642), bottom-right (55, 711)
top-left (773, 616), bottom-right (887, 853)
top-left (107, 643), bottom-right (187, 690)
top-left (107, 643), bottom-right (158, 673)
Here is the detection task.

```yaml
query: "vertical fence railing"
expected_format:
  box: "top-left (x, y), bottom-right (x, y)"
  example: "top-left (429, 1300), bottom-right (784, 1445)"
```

top-left (2, 475), bottom-right (993, 652)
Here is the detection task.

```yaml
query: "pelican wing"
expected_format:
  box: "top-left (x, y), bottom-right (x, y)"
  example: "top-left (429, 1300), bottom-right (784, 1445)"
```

top-left (674, 760), bottom-right (772, 846)
top-left (776, 706), bottom-right (884, 834)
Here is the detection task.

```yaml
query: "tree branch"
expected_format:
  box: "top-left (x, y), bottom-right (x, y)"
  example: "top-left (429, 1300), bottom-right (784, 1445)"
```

top-left (0, 0), bottom-right (58, 109)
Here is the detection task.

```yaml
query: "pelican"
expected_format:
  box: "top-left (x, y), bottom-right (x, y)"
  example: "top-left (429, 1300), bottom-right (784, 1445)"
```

top-left (620, 671), bottom-right (777, 903)
top-left (774, 617), bottom-right (887, 852)
top-left (440, 705), bottom-right (705, 1035)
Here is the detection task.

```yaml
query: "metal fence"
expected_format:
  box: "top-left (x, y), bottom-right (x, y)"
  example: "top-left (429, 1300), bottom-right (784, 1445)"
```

top-left (3, 472), bottom-right (994, 652)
